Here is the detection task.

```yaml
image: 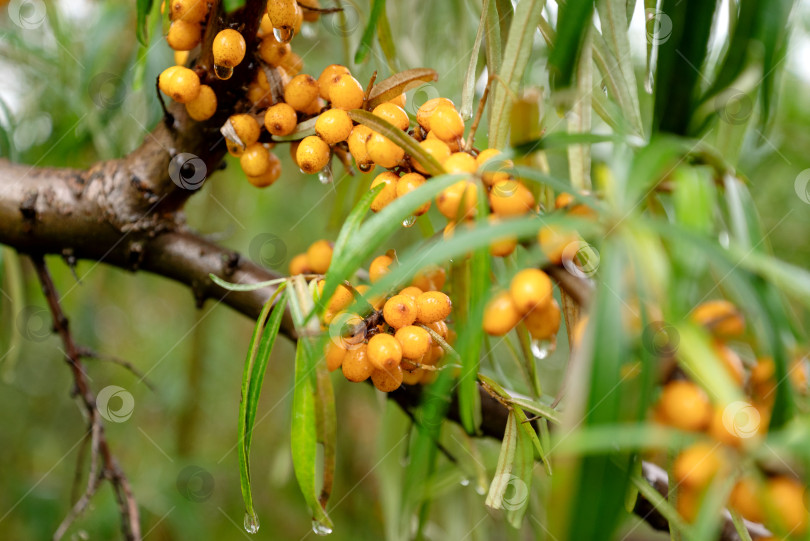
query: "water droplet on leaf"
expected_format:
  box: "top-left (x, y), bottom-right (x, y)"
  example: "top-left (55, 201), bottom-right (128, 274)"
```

top-left (311, 520), bottom-right (333, 536)
top-left (402, 215), bottom-right (417, 228)
top-left (244, 512), bottom-right (260, 534)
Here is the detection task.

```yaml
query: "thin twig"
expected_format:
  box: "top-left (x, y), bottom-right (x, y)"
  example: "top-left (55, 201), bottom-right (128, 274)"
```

top-left (464, 75), bottom-right (493, 152)
top-left (362, 70), bottom-right (377, 111)
top-left (77, 346), bottom-right (156, 392)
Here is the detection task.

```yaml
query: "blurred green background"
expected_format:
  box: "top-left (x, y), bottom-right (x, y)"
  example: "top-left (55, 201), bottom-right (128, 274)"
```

top-left (1, 0), bottom-right (809, 539)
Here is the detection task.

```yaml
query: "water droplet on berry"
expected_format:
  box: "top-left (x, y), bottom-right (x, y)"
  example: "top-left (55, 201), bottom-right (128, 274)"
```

top-left (530, 338), bottom-right (554, 360)
top-left (318, 165), bottom-right (333, 184)
top-left (214, 64), bottom-right (234, 81)
top-left (402, 215), bottom-right (417, 228)
top-left (311, 520), bottom-right (333, 536)
top-left (243, 512), bottom-right (260, 533)
top-left (273, 27), bottom-right (294, 44)
top-left (358, 163), bottom-right (373, 173)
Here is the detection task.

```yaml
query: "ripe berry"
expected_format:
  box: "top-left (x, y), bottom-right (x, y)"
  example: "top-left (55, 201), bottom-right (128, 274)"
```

top-left (416, 291), bottom-right (452, 324)
top-left (509, 269), bottom-right (552, 314)
top-left (258, 34), bottom-right (290, 66)
top-left (212, 28), bottom-right (246, 68)
top-left (284, 74), bottom-right (319, 112)
top-left (411, 266), bottom-right (446, 292)
top-left (713, 341), bottom-right (744, 385)
top-left (185, 84), bottom-right (217, 121)
top-left (296, 135), bottom-right (331, 174)
top-left (729, 478), bottom-right (764, 523)
top-left (413, 139), bottom-right (451, 174)
top-left (347, 124), bottom-right (373, 167)
top-left (159, 66), bottom-right (200, 103)
top-left (328, 74), bottom-right (364, 110)
top-left (442, 151), bottom-right (478, 173)
top-left (240, 143), bottom-right (272, 177)
top-left (673, 443), bottom-right (722, 490)
top-left (538, 225), bottom-right (579, 265)
top-left (299, 0), bottom-right (320, 22)
top-left (246, 152), bottom-right (282, 187)
top-left (427, 129), bottom-right (460, 152)
top-left (490, 180), bottom-right (536, 216)
top-left (267, 0), bottom-right (298, 34)
top-left (354, 285), bottom-right (384, 310)
top-left (396, 173), bottom-right (430, 215)
top-left (488, 216), bottom-right (518, 257)
top-left (483, 292), bottom-right (521, 336)
top-left (369, 255), bottom-right (393, 283)
top-left (366, 131), bottom-right (404, 169)
top-left (383, 295), bottom-right (418, 329)
top-left (279, 52), bottom-right (304, 76)
top-left (368, 333), bottom-right (403, 372)
top-left (691, 300), bottom-right (745, 337)
top-left (764, 476), bottom-right (808, 534)
top-left (306, 239), bottom-right (333, 273)
top-left (436, 180), bottom-right (478, 220)
top-left (174, 50), bottom-right (189, 66)
top-left (170, 0), bottom-right (209, 23)
top-left (476, 148), bottom-right (510, 185)
top-left (555, 192), bottom-right (576, 209)
top-left (264, 103), bottom-right (298, 136)
top-left (318, 64), bottom-right (351, 100)
top-left (416, 97), bottom-right (455, 131)
top-left (259, 13), bottom-right (274, 35)
top-left (315, 108), bottom-right (353, 144)
top-left (395, 325), bottom-right (432, 360)
top-left (707, 406), bottom-right (745, 446)
top-left (523, 299), bottom-right (561, 340)
top-left (229, 114), bottom-right (261, 150)
top-left (658, 380), bottom-right (711, 431)
top-left (289, 253), bottom-right (311, 275)
top-left (371, 365), bottom-right (403, 392)
top-left (342, 344), bottom-right (373, 382)
top-left (372, 103), bottom-right (409, 131)
top-left (387, 93), bottom-right (406, 108)
top-left (167, 20), bottom-right (201, 51)
top-left (370, 171), bottom-right (399, 212)
top-left (402, 368), bottom-right (425, 385)
top-left (325, 341), bottom-right (347, 372)
top-left (398, 286), bottom-right (423, 301)
top-left (318, 280), bottom-right (353, 312)
top-left (425, 319), bottom-right (448, 338)
top-left (430, 105), bottom-right (464, 142)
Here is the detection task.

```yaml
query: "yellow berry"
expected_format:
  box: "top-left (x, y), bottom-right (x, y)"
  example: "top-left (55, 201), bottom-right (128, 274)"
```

top-left (167, 20), bottom-right (202, 50)
top-left (372, 103), bottom-right (409, 131)
top-left (555, 192), bottom-right (576, 209)
top-left (427, 129), bottom-right (460, 152)
top-left (430, 105), bottom-right (464, 142)
top-left (246, 152), bottom-right (282, 187)
top-left (325, 341), bottom-right (347, 372)
top-left (436, 180), bottom-right (478, 220)
top-left (395, 325), bottom-right (431, 360)
top-left (368, 333), bottom-right (403, 372)
top-left (315, 108), bottom-right (353, 144)
top-left (306, 239), bottom-right (333, 273)
top-left (658, 380), bottom-right (712, 431)
top-left (170, 0), bottom-right (208, 22)
top-left (259, 12), bottom-right (273, 35)
top-left (483, 292), bottom-right (521, 336)
top-left (398, 286), bottom-right (423, 301)
top-left (229, 114), bottom-right (261, 147)
top-left (328, 73), bottom-right (364, 110)
top-left (299, 0), bottom-right (320, 22)
top-left (347, 124), bottom-right (373, 167)
top-left (411, 266), bottom-right (446, 292)
top-left (476, 148), bottom-right (511, 185)
top-left (159, 66), bottom-right (200, 103)
top-left (369, 255), bottom-right (394, 283)
top-left (174, 49), bottom-right (189, 66)
top-left (258, 34), bottom-right (290, 66)
top-left (416, 97), bottom-right (455, 131)
top-left (284, 74), bottom-right (319, 112)
top-left (264, 103), bottom-right (298, 136)
top-left (387, 93), bottom-right (406, 108)
top-left (396, 173), bottom-right (429, 215)
top-left (401, 368), bottom-right (425, 385)
top-left (538, 225), bottom-right (579, 265)
top-left (524, 299), bottom-right (561, 341)
top-left (289, 253), bottom-right (311, 275)
top-left (691, 300), bottom-right (745, 338)
top-left (240, 143), bottom-right (272, 177)
top-left (764, 477), bottom-right (808, 535)
top-left (442, 151), bottom-right (478, 173)
top-left (279, 52), bottom-right (303, 76)
top-left (413, 138), bottom-right (451, 174)
top-left (490, 180), bottom-right (536, 216)
top-left (383, 295), bottom-right (418, 329)
top-left (317, 280), bottom-right (354, 313)
top-left (318, 64), bottom-right (351, 100)
top-left (267, 0), bottom-right (298, 32)
top-left (416, 291), bottom-right (452, 324)
top-left (673, 443), bottom-right (722, 490)
top-left (488, 216), bottom-right (518, 257)
top-left (185, 84), bottom-right (217, 121)
top-left (296, 135), bottom-right (330, 174)
top-left (212, 28), bottom-right (246, 68)
top-left (729, 477), bottom-right (764, 523)
top-left (366, 131), bottom-right (404, 169)
top-left (371, 365), bottom-right (403, 392)
top-left (509, 269), bottom-right (552, 314)
top-left (370, 171), bottom-right (399, 212)
top-left (342, 344), bottom-right (373, 382)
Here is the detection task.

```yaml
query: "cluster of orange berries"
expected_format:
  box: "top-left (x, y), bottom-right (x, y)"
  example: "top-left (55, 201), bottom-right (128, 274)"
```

top-left (482, 269), bottom-right (561, 341)
top-left (651, 299), bottom-right (808, 536)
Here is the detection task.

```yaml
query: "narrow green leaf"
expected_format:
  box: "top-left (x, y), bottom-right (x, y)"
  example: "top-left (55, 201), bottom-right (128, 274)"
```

top-left (366, 68), bottom-right (439, 109)
top-left (315, 362), bottom-right (336, 508)
top-left (460, 0), bottom-right (490, 120)
top-left (330, 183), bottom-right (385, 275)
top-left (223, 0), bottom-right (247, 13)
top-left (210, 274), bottom-right (287, 292)
top-left (135, 0), bottom-right (154, 46)
top-left (270, 117), bottom-right (318, 142)
top-left (507, 410), bottom-right (534, 527)
top-left (495, 0), bottom-right (514, 51)
top-left (375, 5), bottom-right (399, 74)
top-left (484, 0), bottom-right (502, 81)
top-left (514, 405), bottom-right (550, 474)
top-left (354, 0), bottom-right (386, 64)
top-left (630, 465), bottom-right (694, 538)
top-left (548, 0), bottom-right (595, 89)
top-left (485, 410), bottom-right (519, 509)
top-left (754, 0), bottom-right (794, 130)
top-left (568, 27), bottom-right (593, 191)
top-left (676, 324), bottom-right (744, 406)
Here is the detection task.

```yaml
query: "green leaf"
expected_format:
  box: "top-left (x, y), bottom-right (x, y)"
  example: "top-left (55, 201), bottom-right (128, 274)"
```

top-left (507, 409), bottom-right (534, 528)
top-left (315, 361), bottom-right (336, 508)
top-left (676, 324), bottom-right (744, 406)
top-left (495, 0), bottom-right (514, 51)
top-left (210, 273), bottom-right (287, 292)
top-left (238, 284), bottom-right (288, 526)
top-left (754, 0), bottom-right (794, 130)
top-left (485, 410), bottom-right (519, 509)
top-left (484, 0), bottom-right (502, 83)
top-left (375, 5), bottom-right (399, 74)
top-left (354, 0), bottom-right (386, 64)
top-left (548, 0), bottom-right (595, 89)
top-left (270, 117), bottom-right (317, 142)
top-left (135, 0), bottom-right (154, 46)
top-left (348, 109), bottom-right (446, 176)
top-left (488, 0), bottom-right (547, 149)
top-left (567, 27), bottom-right (593, 191)
top-left (514, 405), bottom-right (550, 474)
top-left (366, 68), bottom-right (439, 109)
top-left (223, 0), bottom-right (247, 13)
top-left (460, 0), bottom-right (490, 120)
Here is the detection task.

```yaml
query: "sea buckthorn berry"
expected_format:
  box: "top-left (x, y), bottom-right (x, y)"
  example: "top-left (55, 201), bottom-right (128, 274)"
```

top-left (555, 192), bottom-right (575, 209)
top-left (229, 114), bottom-right (261, 148)
top-left (185, 84), bottom-right (217, 121)
top-left (430, 105), bottom-right (464, 142)
top-left (524, 299), bottom-right (561, 341)
top-left (347, 124), bottom-right (373, 167)
top-left (303, 96), bottom-right (326, 116)
top-left (713, 341), bottom-right (744, 385)
top-left (258, 34), bottom-right (290, 66)
top-left (289, 253), bottom-right (311, 275)
top-left (673, 443), bottom-right (722, 490)
top-left (212, 28), bottom-right (246, 68)
top-left (318, 64), bottom-right (351, 100)
top-left (413, 139), bottom-right (451, 174)
top-left (328, 73), bottom-right (364, 110)
top-left (396, 173), bottom-right (430, 215)
top-left (411, 266), bottom-right (446, 292)
top-left (729, 478), bottom-right (764, 523)
top-left (306, 239), bottom-right (333, 274)
top-left (387, 93), bottom-right (406, 108)
top-left (240, 143), bottom-right (272, 177)
top-left (259, 12), bottom-right (273, 35)
top-left (174, 50), bottom-right (189, 66)
top-left (442, 151), bottom-right (478, 173)
top-left (509, 269), bottom-right (552, 314)
top-left (538, 225), bottom-right (579, 265)
top-left (368, 333), bottom-right (403, 372)
top-left (354, 285), bottom-right (384, 311)
top-left (427, 129), bottom-right (460, 152)
top-left (708, 406), bottom-right (745, 446)
top-left (296, 135), bottom-right (331, 174)
top-left (402, 368), bottom-right (424, 385)
top-left (264, 103), bottom-right (298, 136)
top-left (372, 103), bottom-right (409, 131)
top-left (476, 148), bottom-right (511, 185)
top-left (399, 286), bottom-right (423, 301)
top-left (416, 97), bottom-right (455, 131)
top-left (159, 66), bottom-right (200, 103)
top-left (371, 365), bottom-right (403, 392)
top-left (395, 325), bottom-right (432, 360)
top-left (279, 52), bottom-right (304, 76)
top-left (315, 108), bottom-right (353, 144)
top-left (420, 368), bottom-right (438, 385)
top-left (676, 487), bottom-right (700, 523)
top-left (764, 477), bottom-right (808, 535)
top-left (490, 180), bottom-right (536, 216)
top-left (366, 132), bottom-right (404, 169)
top-left (369, 254), bottom-right (393, 283)
top-left (267, 0), bottom-right (298, 32)
top-left (488, 216), bottom-right (518, 258)
top-left (425, 319), bottom-right (448, 338)
top-left (370, 171), bottom-right (399, 212)
top-left (658, 380), bottom-right (712, 431)
top-left (691, 300), bottom-right (745, 338)
top-left (436, 180), bottom-right (478, 220)
top-left (416, 291), bottom-right (452, 324)
top-left (325, 342), bottom-right (347, 372)
top-left (246, 152), bottom-right (282, 187)
top-left (299, 0), bottom-right (320, 22)
top-left (317, 280), bottom-right (353, 312)
top-left (342, 344), bottom-right (373, 382)
top-left (284, 74), bottom-right (319, 112)
top-left (167, 20), bottom-right (202, 50)
top-left (293, 2), bottom-right (304, 33)
top-left (170, 0), bottom-right (209, 22)
top-left (383, 295), bottom-right (418, 329)
top-left (483, 292), bottom-right (521, 336)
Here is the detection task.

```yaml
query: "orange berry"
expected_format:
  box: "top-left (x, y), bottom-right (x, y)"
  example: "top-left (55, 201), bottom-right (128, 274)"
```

top-left (370, 171), bottom-right (399, 212)
top-left (691, 300), bottom-right (745, 338)
top-left (299, 0), bottom-right (320, 22)
top-left (246, 152), bottom-right (282, 187)
top-left (396, 173), bottom-right (430, 215)
top-left (427, 129), bottom-right (460, 152)
top-left (167, 20), bottom-right (202, 51)
top-left (538, 225), bottom-right (579, 265)
top-left (430, 105), bottom-right (464, 142)
top-left (366, 131), bottom-right (404, 169)
top-left (328, 74), bottom-right (364, 110)
top-left (483, 292), bottom-right (521, 336)
top-left (229, 113), bottom-right (261, 148)
top-left (306, 240), bottom-right (333, 274)
top-left (555, 192), bottom-right (576, 209)
top-left (442, 151), bottom-right (477, 173)
top-left (383, 295), bottom-right (418, 329)
top-left (436, 180), bottom-right (478, 220)
top-left (315, 108), bottom-right (353, 144)
top-left (258, 34), bottom-right (290, 66)
top-left (264, 103), bottom-right (298, 136)
top-left (413, 138), bottom-right (451, 174)
top-left (296, 135), bottom-right (331, 174)
top-left (347, 124), bottom-right (373, 167)
top-left (764, 476), bottom-right (808, 535)
top-left (284, 74), bottom-right (319, 112)
top-left (411, 266), bottom-right (446, 292)
top-left (371, 365), bottom-right (403, 392)
top-left (523, 298), bottom-right (561, 341)
top-left (488, 215), bottom-right (518, 258)
top-left (170, 0), bottom-right (209, 23)
top-left (185, 84), bottom-right (217, 121)
top-left (658, 380), bottom-right (712, 431)
top-left (158, 66), bottom-right (200, 103)
top-left (387, 93), bottom-right (406, 108)
top-left (395, 325), bottom-right (432, 360)
top-left (289, 253), bottom-right (311, 275)
top-left (267, 0), bottom-right (298, 32)
top-left (673, 442), bottom-right (723, 490)
top-left (426, 320), bottom-right (448, 339)
top-left (676, 487), bottom-right (701, 523)
top-left (416, 97), bottom-right (455, 131)
top-left (174, 49), bottom-right (189, 66)
top-left (212, 28), bottom-right (246, 67)
top-left (318, 64), bottom-right (351, 100)
top-left (240, 143), bottom-right (272, 177)
top-left (354, 285), bottom-right (384, 311)
top-left (398, 286), bottom-right (423, 301)
top-left (342, 344), bottom-right (373, 382)
top-left (317, 280), bottom-right (353, 312)
top-left (490, 180), bottom-right (536, 216)
top-left (707, 406), bottom-right (745, 447)
top-left (509, 269), bottom-right (552, 314)
top-left (476, 148), bottom-right (511, 185)
top-left (372, 103), bottom-right (409, 131)
top-left (279, 52), bottom-right (303, 76)
top-left (325, 341), bottom-right (347, 372)
top-left (369, 255), bottom-right (393, 283)
top-left (729, 477), bottom-right (764, 523)
top-left (416, 291), bottom-right (451, 324)
top-left (401, 368), bottom-right (425, 385)
top-left (713, 341), bottom-right (744, 385)
top-left (368, 333), bottom-right (403, 372)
